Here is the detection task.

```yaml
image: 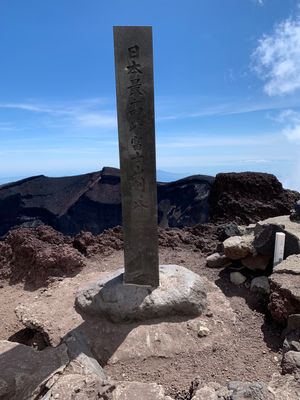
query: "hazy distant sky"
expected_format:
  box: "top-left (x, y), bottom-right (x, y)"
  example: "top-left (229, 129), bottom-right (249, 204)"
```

top-left (1, 0), bottom-right (300, 188)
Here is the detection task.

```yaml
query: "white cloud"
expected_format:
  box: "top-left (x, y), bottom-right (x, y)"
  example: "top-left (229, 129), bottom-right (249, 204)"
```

top-left (0, 99), bottom-right (117, 130)
top-left (283, 123), bottom-right (300, 143)
top-left (74, 112), bottom-right (117, 128)
top-left (252, 10), bottom-right (300, 96)
top-left (274, 109), bottom-right (300, 143)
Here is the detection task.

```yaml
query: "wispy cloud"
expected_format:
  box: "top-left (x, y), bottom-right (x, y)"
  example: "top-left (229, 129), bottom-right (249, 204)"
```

top-left (252, 8), bottom-right (300, 96)
top-left (0, 98), bottom-right (117, 130)
top-left (0, 122), bottom-right (19, 132)
top-left (156, 98), bottom-right (300, 122)
top-left (158, 133), bottom-right (281, 148)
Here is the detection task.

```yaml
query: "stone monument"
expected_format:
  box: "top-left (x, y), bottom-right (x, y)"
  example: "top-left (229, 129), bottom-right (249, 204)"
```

top-left (75, 26), bottom-right (207, 323)
top-left (113, 26), bottom-right (159, 287)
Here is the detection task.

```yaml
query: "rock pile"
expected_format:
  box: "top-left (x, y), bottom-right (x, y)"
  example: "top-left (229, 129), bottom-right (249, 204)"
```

top-left (0, 225), bottom-right (84, 287)
top-left (206, 215), bottom-right (300, 302)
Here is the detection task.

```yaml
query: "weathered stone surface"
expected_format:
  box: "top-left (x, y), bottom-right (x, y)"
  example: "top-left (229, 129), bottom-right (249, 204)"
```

top-left (0, 340), bottom-right (68, 400)
top-left (242, 254), bottom-right (270, 271)
top-left (230, 271), bottom-right (247, 285)
top-left (228, 381), bottom-right (274, 400)
top-left (192, 386), bottom-right (217, 400)
top-left (282, 350), bottom-right (300, 374)
top-left (76, 265), bottom-right (207, 323)
top-left (273, 254), bottom-right (300, 274)
top-left (206, 252), bottom-right (231, 268)
top-left (112, 381), bottom-right (172, 400)
top-left (269, 255), bottom-right (300, 323)
top-left (64, 332), bottom-right (106, 380)
top-left (114, 26), bottom-right (159, 286)
top-left (40, 374), bottom-right (115, 400)
top-left (254, 217), bottom-right (300, 258)
top-left (223, 235), bottom-right (253, 259)
top-left (268, 372), bottom-right (300, 399)
top-left (250, 277), bottom-right (270, 295)
top-left (191, 377), bottom-right (300, 400)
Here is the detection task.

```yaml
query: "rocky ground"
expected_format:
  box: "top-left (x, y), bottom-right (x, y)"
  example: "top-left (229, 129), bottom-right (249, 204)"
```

top-left (1, 220), bottom-right (300, 399)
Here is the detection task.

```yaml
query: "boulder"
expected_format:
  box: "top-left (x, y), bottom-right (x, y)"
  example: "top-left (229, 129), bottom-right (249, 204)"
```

top-left (242, 254), bottom-right (270, 271)
top-left (269, 255), bottom-right (300, 323)
top-left (64, 332), bottom-right (106, 380)
top-left (282, 351), bottom-right (300, 374)
top-left (206, 252), bottom-right (231, 268)
top-left (268, 372), bottom-right (300, 400)
top-left (223, 235), bottom-right (253, 259)
top-left (250, 277), bottom-right (270, 295)
top-left (40, 374), bottom-right (115, 400)
top-left (273, 255), bottom-right (300, 274)
top-left (0, 340), bottom-right (69, 400)
top-left (112, 382), bottom-right (173, 400)
top-left (230, 271), bottom-right (247, 285)
top-left (227, 381), bottom-right (274, 400)
top-left (253, 222), bottom-right (300, 258)
top-left (192, 386), bottom-right (217, 400)
top-left (209, 172), bottom-right (299, 225)
top-left (76, 265), bottom-right (207, 323)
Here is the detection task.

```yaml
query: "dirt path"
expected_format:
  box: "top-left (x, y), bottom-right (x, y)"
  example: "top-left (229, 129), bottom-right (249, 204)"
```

top-left (0, 248), bottom-right (283, 396)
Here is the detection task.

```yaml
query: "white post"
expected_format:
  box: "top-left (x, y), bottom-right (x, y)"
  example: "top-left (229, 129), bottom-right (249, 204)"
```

top-left (273, 232), bottom-right (286, 267)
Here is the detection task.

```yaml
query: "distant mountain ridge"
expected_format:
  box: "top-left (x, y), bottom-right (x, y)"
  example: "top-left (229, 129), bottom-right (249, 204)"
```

top-left (0, 167), bottom-right (214, 236)
top-left (0, 168), bottom-right (298, 237)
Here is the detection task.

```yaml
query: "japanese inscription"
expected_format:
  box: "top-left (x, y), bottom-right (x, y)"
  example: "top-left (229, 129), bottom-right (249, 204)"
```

top-left (113, 26), bottom-right (159, 287)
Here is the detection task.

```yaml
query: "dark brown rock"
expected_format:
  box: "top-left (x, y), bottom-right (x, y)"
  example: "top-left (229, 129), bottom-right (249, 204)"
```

top-left (209, 172), bottom-right (300, 225)
top-left (0, 225), bottom-right (84, 288)
top-left (253, 223), bottom-right (300, 258)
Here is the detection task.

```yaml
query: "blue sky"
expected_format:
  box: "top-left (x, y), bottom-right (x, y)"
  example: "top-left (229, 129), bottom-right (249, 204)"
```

top-left (1, 0), bottom-right (300, 188)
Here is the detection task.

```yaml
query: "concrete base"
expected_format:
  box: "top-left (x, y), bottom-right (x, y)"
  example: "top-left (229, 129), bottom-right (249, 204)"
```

top-left (75, 265), bottom-right (207, 323)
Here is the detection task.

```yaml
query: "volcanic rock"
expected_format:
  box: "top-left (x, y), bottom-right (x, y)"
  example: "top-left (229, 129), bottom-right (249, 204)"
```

top-left (281, 351), bottom-right (300, 374)
top-left (242, 254), bottom-right (270, 271)
top-left (206, 252), bottom-right (231, 268)
top-left (112, 382), bottom-right (173, 400)
top-left (250, 276), bottom-right (270, 295)
top-left (0, 340), bottom-right (69, 400)
top-left (40, 374), bottom-right (115, 400)
top-left (253, 222), bottom-right (300, 258)
top-left (209, 172), bottom-right (300, 225)
top-left (268, 255), bottom-right (300, 324)
top-left (75, 265), bottom-right (207, 323)
top-left (223, 235), bottom-right (253, 259)
top-left (0, 225), bottom-right (84, 287)
top-left (230, 271), bottom-right (247, 285)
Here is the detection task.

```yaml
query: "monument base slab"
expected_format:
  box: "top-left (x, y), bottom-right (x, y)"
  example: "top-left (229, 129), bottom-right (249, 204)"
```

top-left (75, 265), bottom-right (207, 323)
